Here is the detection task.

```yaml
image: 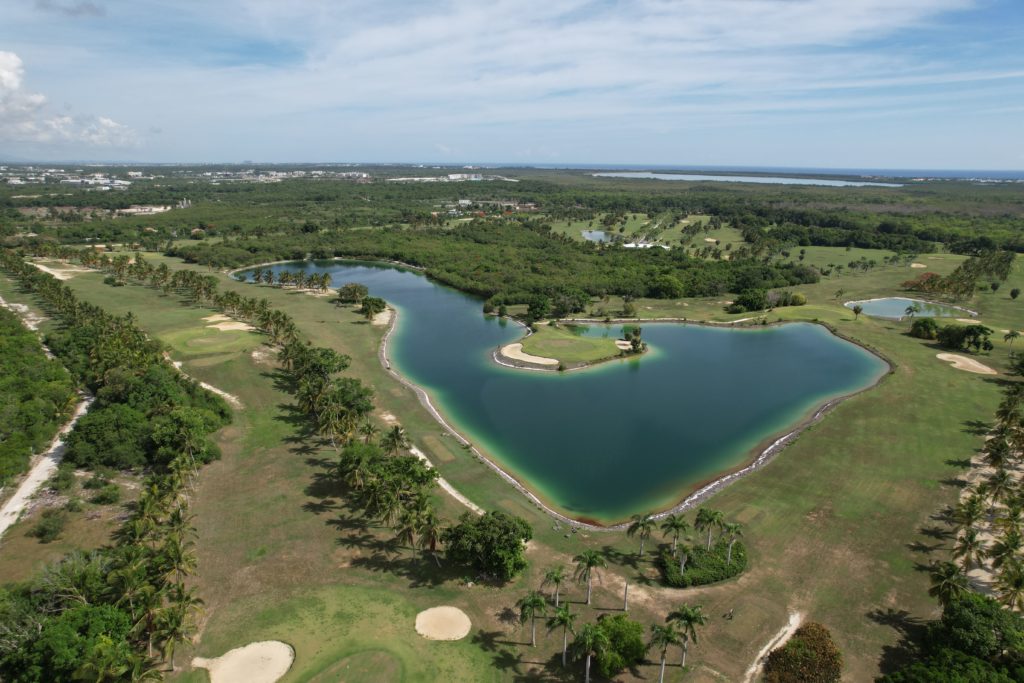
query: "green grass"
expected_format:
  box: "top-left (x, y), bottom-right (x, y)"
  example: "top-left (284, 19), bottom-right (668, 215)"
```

top-left (2, 251), bottom-right (1021, 681)
top-left (519, 323), bottom-right (621, 365)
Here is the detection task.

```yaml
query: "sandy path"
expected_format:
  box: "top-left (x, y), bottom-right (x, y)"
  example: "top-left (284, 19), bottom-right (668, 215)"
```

top-left (28, 261), bottom-right (91, 280)
top-left (743, 611), bottom-right (803, 682)
top-left (167, 356), bottom-right (244, 409)
top-left (0, 295), bottom-right (46, 330)
top-left (410, 446), bottom-right (484, 515)
top-left (936, 353), bottom-right (997, 375)
top-left (192, 641), bottom-right (294, 683)
top-left (0, 396), bottom-right (93, 539)
top-left (498, 342), bottom-right (558, 366)
top-left (415, 606), bottom-right (472, 640)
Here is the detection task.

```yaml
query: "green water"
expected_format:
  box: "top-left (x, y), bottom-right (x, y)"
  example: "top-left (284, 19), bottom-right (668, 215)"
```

top-left (239, 261), bottom-right (888, 524)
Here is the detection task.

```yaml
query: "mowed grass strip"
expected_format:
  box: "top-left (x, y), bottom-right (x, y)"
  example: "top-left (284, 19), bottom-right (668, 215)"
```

top-left (519, 323), bottom-right (621, 365)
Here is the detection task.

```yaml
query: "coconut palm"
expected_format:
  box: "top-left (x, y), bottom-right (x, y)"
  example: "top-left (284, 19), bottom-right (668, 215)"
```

top-left (516, 591), bottom-right (548, 647)
top-left (996, 561), bottom-right (1024, 610)
top-left (695, 508), bottom-right (724, 551)
top-left (627, 513), bottom-right (656, 557)
top-left (952, 493), bottom-right (986, 532)
top-left (649, 623), bottom-right (682, 683)
top-left (928, 561), bottom-right (968, 606)
top-left (723, 522), bottom-right (743, 564)
top-left (542, 565), bottom-right (567, 607)
top-left (416, 508), bottom-right (444, 566)
top-left (952, 528), bottom-right (987, 572)
top-left (988, 528), bottom-right (1023, 570)
top-left (546, 604), bottom-right (577, 667)
top-left (660, 513), bottom-right (690, 553)
top-left (359, 420), bottom-right (380, 444)
top-left (573, 550), bottom-right (606, 605)
top-left (571, 623), bottom-right (609, 683)
top-left (1006, 330), bottom-right (1020, 346)
top-left (852, 304), bottom-right (863, 319)
top-left (666, 604), bottom-right (707, 668)
top-left (982, 468), bottom-right (1015, 513)
top-left (381, 425), bottom-right (411, 455)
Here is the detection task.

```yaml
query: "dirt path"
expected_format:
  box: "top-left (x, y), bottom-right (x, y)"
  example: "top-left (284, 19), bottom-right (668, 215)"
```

top-left (410, 446), bottom-right (484, 515)
top-left (743, 611), bottom-right (803, 682)
top-left (0, 396), bottom-right (93, 539)
top-left (166, 355), bottom-right (244, 409)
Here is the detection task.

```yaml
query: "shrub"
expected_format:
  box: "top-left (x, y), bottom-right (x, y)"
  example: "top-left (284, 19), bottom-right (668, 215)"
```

top-left (1011, 288), bottom-right (1020, 300)
top-left (594, 614), bottom-right (646, 677)
top-left (89, 483), bottom-right (121, 505)
top-left (909, 318), bottom-right (939, 340)
top-left (29, 510), bottom-right (67, 543)
top-left (937, 324), bottom-right (993, 353)
top-left (48, 464), bottom-right (76, 492)
top-left (763, 622), bottom-right (842, 683)
top-left (64, 498), bottom-right (83, 513)
top-left (658, 539), bottom-right (747, 587)
top-left (442, 511), bottom-right (532, 582)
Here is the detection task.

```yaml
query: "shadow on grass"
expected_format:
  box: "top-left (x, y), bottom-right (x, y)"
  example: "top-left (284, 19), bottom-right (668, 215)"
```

top-left (867, 607), bottom-right (929, 676)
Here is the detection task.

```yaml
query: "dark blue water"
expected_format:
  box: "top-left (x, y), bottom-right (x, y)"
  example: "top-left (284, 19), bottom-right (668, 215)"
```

top-left (239, 261), bottom-right (888, 523)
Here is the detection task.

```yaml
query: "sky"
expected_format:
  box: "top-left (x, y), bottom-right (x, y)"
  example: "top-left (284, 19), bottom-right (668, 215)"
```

top-left (0, 0), bottom-right (1022, 168)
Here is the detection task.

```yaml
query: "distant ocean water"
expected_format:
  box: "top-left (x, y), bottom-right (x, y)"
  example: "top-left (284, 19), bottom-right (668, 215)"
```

top-left (493, 163), bottom-right (1024, 181)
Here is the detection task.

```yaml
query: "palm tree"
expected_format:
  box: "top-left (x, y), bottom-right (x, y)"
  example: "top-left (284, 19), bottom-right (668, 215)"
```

top-left (695, 508), bottom-right (724, 551)
top-left (359, 420), bottom-right (380, 444)
top-left (627, 513), bottom-right (655, 557)
top-left (517, 591), bottom-right (548, 647)
top-left (381, 425), bottom-right (411, 456)
top-left (952, 492), bottom-right (986, 532)
top-left (542, 565), bottom-right (567, 607)
top-left (649, 623), bottom-right (682, 683)
top-left (905, 302), bottom-right (921, 319)
top-left (983, 468), bottom-right (1015, 513)
top-left (996, 561), bottom-right (1024, 610)
top-left (571, 623), bottom-right (609, 683)
top-left (928, 561), bottom-right (968, 606)
top-left (666, 604), bottom-right (707, 668)
top-left (988, 528), bottom-right (1023, 570)
top-left (546, 604), bottom-right (577, 667)
top-left (723, 522), bottom-right (743, 564)
top-left (416, 508), bottom-right (445, 567)
top-left (1005, 330), bottom-right (1020, 346)
top-left (660, 513), bottom-right (690, 553)
top-left (852, 304), bottom-right (863, 319)
top-left (952, 528), bottom-right (986, 572)
top-left (573, 550), bottom-right (606, 605)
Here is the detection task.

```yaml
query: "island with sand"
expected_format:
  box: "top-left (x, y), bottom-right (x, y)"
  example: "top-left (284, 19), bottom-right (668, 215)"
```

top-left (496, 320), bottom-right (648, 371)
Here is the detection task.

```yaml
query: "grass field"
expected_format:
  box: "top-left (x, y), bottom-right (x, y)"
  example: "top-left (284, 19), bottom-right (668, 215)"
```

top-left (519, 323), bottom-right (621, 365)
top-left (0, 247), bottom-right (1021, 681)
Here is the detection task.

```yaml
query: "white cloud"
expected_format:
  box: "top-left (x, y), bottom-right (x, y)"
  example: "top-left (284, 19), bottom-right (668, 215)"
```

top-left (0, 51), bottom-right (136, 146)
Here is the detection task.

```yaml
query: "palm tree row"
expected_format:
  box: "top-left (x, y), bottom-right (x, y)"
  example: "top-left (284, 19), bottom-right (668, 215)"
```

top-left (939, 381), bottom-right (1024, 609)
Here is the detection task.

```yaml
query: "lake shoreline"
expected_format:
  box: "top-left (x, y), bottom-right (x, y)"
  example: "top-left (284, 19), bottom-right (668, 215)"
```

top-left (236, 258), bottom-right (894, 529)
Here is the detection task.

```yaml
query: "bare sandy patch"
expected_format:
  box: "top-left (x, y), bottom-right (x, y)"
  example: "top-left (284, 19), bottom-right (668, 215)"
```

top-left (415, 606), bottom-right (472, 641)
top-left (29, 262), bottom-right (91, 280)
top-left (372, 308), bottom-right (394, 326)
top-left (703, 237), bottom-right (718, 243)
top-left (955, 318), bottom-right (980, 325)
top-left (209, 321), bottom-right (255, 332)
top-left (251, 346), bottom-right (275, 365)
top-left (192, 641), bottom-right (294, 683)
top-left (380, 412), bottom-right (398, 424)
top-left (910, 262), bottom-right (927, 268)
top-left (936, 353), bottom-right (997, 375)
top-left (410, 446), bottom-right (484, 515)
top-left (203, 314), bottom-right (232, 323)
top-left (499, 343), bottom-right (558, 366)
top-left (0, 295), bottom-right (46, 330)
top-left (615, 339), bottom-right (632, 351)
top-left (168, 357), bottom-right (244, 408)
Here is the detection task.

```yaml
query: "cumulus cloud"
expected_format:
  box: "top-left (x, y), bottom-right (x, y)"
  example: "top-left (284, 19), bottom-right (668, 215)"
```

top-left (0, 51), bottom-right (136, 146)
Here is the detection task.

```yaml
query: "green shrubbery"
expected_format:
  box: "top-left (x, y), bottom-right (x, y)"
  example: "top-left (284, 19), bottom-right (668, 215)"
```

top-left (593, 614), bottom-right (646, 677)
top-left (658, 539), bottom-right (747, 587)
top-left (763, 622), bottom-right (842, 683)
top-left (29, 510), bottom-right (67, 544)
top-left (442, 510), bottom-right (532, 582)
top-left (909, 317), bottom-right (939, 340)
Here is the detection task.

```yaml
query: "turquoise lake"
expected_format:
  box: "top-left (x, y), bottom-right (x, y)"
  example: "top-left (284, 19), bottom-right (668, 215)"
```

top-left (845, 297), bottom-right (971, 320)
top-left (239, 261), bottom-right (889, 524)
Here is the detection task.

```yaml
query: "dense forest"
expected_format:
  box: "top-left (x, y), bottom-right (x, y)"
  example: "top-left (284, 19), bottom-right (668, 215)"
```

top-left (0, 308), bottom-right (77, 484)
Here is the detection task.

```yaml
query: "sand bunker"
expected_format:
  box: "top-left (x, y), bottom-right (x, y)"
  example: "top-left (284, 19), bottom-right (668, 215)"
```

top-left (615, 339), bottom-right (632, 350)
top-left (415, 606), bottom-right (472, 641)
top-left (203, 314), bottom-right (255, 332)
top-left (703, 237), bottom-right (718, 243)
top-left (936, 353), bottom-right (997, 375)
top-left (372, 308), bottom-right (394, 326)
top-left (499, 343), bottom-right (558, 366)
top-left (910, 263), bottom-right (927, 268)
top-left (192, 641), bottom-right (294, 683)
top-left (29, 262), bottom-right (91, 280)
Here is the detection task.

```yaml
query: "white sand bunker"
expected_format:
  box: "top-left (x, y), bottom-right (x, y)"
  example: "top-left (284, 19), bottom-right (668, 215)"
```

top-left (937, 353), bottom-right (997, 375)
top-left (499, 343), bottom-right (558, 366)
top-left (703, 237), bottom-right (718, 243)
top-left (910, 262), bottom-right (927, 268)
top-left (203, 314), bottom-right (255, 332)
top-left (192, 641), bottom-right (294, 683)
top-left (415, 606), bottom-right (472, 641)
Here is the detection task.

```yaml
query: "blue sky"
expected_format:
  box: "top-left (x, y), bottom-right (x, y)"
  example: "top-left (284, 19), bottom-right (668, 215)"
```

top-left (1, 0), bottom-right (1022, 168)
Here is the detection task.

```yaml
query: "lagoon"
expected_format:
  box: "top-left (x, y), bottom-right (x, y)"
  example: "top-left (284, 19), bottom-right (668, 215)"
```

top-left (593, 171), bottom-right (904, 187)
top-left (238, 261), bottom-right (888, 524)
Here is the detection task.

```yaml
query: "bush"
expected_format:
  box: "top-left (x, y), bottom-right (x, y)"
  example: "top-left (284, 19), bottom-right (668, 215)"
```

top-left (29, 510), bottom-right (67, 543)
top-left (594, 614), bottom-right (646, 677)
top-left (909, 317), bottom-right (939, 340)
top-left (936, 324), bottom-right (993, 353)
top-left (441, 510), bottom-right (532, 582)
top-left (48, 464), bottom-right (76, 492)
top-left (64, 498), bottom-right (83, 513)
top-left (89, 483), bottom-right (121, 505)
top-left (763, 622), bottom-right (842, 683)
top-left (82, 472), bottom-right (110, 490)
top-left (658, 539), bottom-right (747, 587)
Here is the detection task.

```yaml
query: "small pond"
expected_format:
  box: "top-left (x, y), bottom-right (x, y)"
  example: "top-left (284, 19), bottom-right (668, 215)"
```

top-left (845, 297), bottom-right (973, 320)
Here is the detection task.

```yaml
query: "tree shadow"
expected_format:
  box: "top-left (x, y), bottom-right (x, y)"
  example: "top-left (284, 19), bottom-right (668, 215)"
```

top-left (906, 540), bottom-right (943, 554)
top-left (867, 607), bottom-right (929, 675)
top-left (945, 457), bottom-right (974, 469)
top-left (962, 419), bottom-right (991, 436)
top-left (918, 525), bottom-right (953, 542)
